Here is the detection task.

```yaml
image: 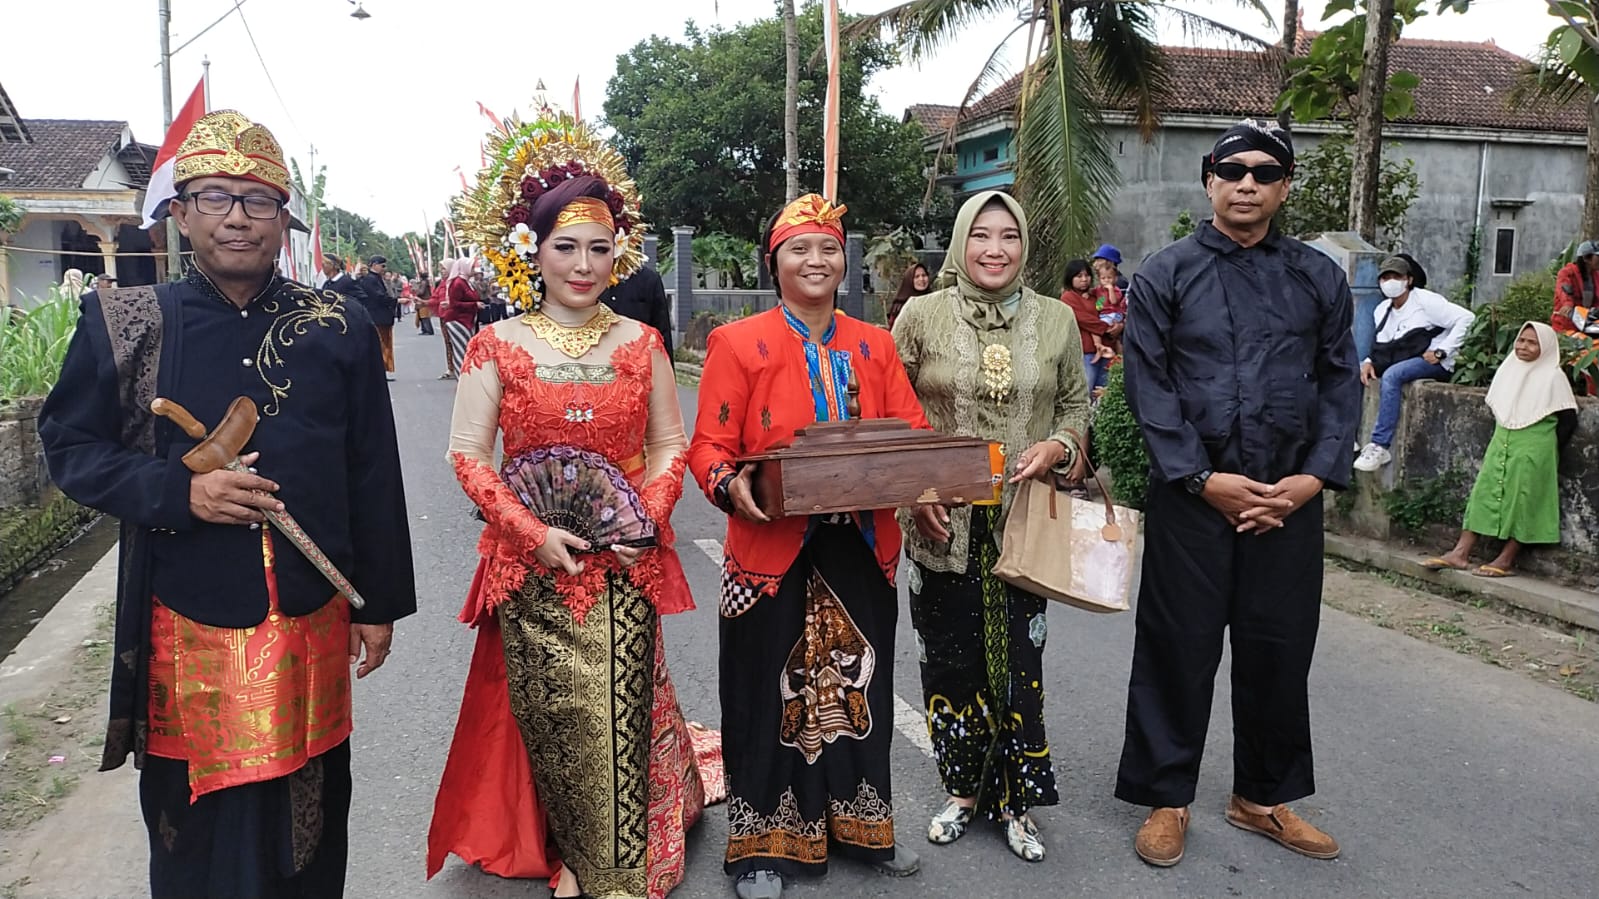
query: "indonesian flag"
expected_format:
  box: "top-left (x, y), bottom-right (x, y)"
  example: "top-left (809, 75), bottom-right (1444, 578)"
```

top-left (141, 78), bottom-right (208, 229)
top-left (278, 231), bottom-right (298, 281)
top-left (310, 214), bottom-right (325, 285)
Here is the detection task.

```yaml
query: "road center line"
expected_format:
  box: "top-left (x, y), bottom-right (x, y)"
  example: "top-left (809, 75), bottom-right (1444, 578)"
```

top-left (692, 537), bottom-right (935, 758)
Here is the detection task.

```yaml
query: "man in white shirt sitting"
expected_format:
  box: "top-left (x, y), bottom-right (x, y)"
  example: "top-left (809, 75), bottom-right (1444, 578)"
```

top-left (1354, 255), bottom-right (1475, 472)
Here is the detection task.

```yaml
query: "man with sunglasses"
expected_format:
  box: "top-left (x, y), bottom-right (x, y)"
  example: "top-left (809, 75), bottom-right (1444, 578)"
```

top-left (38, 110), bottom-right (415, 899)
top-left (1115, 118), bottom-right (1361, 870)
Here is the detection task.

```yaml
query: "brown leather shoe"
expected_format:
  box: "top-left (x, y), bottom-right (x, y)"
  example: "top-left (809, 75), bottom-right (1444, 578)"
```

top-left (1224, 796), bottom-right (1341, 860)
top-left (1134, 807), bottom-right (1188, 867)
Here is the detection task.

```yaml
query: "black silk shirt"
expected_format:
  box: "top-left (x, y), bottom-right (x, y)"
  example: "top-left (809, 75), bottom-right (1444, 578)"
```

top-left (40, 269), bottom-right (416, 628)
top-left (1123, 221), bottom-right (1362, 490)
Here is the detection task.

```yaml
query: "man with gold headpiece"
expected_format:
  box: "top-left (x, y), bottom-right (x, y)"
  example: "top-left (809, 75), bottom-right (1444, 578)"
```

top-left (38, 110), bottom-right (416, 899)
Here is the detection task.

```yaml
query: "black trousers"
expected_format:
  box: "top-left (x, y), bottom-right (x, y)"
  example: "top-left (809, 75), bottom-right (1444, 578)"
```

top-left (1115, 482), bottom-right (1323, 809)
top-left (141, 740), bottom-right (352, 899)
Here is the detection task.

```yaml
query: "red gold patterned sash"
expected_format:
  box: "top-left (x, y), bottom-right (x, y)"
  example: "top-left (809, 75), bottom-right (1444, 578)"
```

top-left (148, 529), bottom-right (352, 801)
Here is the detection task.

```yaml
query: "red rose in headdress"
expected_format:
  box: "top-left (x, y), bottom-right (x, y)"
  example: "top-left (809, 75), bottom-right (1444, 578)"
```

top-left (506, 204), bottom-right (531, 227)
top-left (607, 190), bottom-right (626, 216)
top-left (565, 160), bottom-right (586, 176)
top-left (520, 177), bottom-right (543, 202)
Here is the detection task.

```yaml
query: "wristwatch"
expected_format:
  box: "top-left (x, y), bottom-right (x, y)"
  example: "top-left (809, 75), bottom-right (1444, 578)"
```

top-left (1184, 469), bottom-right (1213, 496)
top-left (1433, 349), bottom-right (1447, 361)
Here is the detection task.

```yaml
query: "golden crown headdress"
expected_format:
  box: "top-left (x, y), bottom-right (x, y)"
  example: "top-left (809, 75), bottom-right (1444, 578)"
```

top-left (173, 110), bottom-right (290, 197)
top-left (453, 112), bottom-right (645, 313)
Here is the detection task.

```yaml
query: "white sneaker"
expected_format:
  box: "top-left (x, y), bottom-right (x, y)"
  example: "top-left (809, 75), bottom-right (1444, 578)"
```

top-left (1353, 443), bottom-right (1392, 472)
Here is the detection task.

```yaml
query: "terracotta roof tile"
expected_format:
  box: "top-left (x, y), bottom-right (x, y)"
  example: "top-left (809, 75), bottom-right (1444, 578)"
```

top-left (941, 37), bottom-right (1587, 135)
top-left (904, 103), bottom-right (959, 135)
top-left (0, 119), bottom-right (129, 191)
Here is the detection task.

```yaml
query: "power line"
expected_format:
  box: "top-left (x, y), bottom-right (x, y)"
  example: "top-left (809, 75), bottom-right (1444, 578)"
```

top-left (170, 0), bottom-right (250, 58)
top-left (233, 0), bottom-right (303, 140)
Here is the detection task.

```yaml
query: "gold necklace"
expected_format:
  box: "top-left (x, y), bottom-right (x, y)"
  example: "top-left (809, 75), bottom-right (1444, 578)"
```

top-left (522, 305), bottom-right (622, 359)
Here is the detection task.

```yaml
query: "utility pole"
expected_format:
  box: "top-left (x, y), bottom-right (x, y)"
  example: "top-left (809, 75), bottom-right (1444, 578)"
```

top-left (158, 0), bottom-right (182, 279)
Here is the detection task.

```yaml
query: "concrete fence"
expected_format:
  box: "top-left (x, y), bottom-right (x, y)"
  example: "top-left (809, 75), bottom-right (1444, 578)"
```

top-left (1329, 380), bottom-right (1599, 587)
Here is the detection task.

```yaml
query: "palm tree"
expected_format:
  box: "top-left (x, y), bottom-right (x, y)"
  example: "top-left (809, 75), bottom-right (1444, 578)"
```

top-left (847, 0), bottom-right (1275, 292)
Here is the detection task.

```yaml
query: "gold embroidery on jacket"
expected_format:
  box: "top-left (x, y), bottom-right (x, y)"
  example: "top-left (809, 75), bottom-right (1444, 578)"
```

top-left (255, 285), bottom-right (349, 415)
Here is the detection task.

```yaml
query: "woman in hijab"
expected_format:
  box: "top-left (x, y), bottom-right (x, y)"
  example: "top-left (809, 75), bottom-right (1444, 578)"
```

top-left (1423, 321), bottom-right (1578, 577)
top-left (60, 268), bottom-right (86, 298)
top-left (891, 191), bottom-right (1091, 863)
top-left (886, 262), bottom-right (932, 330)
top-left (439, 257), bottom-right (480, 380)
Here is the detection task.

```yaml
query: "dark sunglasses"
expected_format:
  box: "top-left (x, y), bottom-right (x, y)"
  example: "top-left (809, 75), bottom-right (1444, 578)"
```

top-left (1212, 161), bottom-right (1288, 184)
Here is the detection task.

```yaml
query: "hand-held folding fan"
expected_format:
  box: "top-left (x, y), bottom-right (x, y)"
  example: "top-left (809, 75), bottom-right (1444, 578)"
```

top-left (499, 445), bottom-right (658, 552)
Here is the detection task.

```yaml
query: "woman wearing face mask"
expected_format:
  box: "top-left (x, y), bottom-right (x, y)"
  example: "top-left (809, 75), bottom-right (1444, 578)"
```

top-left (1353, 254), bottom-right (1474, 473)
top-left (891, 191), bottom-right (1091, 863)
top-left (1422, 322), bottom-right (1578, 577)
top-left (428, 119), bottom-right (709, 899)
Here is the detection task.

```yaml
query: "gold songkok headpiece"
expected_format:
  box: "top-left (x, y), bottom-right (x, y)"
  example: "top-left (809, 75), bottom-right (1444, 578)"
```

top-left (554, 196), bottom-right (615, 232)
top-left (172, 110), bottom-right (291, 199)
top-left (453, 112), bottom-right (646, 313)
top-left (768, 193), bottom-right (847, 251)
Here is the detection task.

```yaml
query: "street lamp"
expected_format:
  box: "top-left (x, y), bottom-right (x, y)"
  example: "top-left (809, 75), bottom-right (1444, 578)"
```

top-left (349, 1), bottom-right (371, 19)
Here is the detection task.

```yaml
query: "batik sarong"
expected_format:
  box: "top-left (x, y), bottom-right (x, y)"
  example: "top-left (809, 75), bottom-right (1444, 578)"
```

top-left (719, 522), bottom-right (897, 878)
top-left (908, 506), bottom-right (1058, 820)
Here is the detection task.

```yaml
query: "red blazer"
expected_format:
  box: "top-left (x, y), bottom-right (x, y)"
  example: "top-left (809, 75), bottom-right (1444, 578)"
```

top-left (1553, 261), bottom-right (1592, 334)
top-left (687, 307), bottom-right (929, 601)
top-left (442, 279), bottom-right (480, 326)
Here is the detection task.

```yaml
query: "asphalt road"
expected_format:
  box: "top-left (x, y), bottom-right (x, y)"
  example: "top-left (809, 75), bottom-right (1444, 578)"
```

top-left (17, 324), bottom-right (1598, 898)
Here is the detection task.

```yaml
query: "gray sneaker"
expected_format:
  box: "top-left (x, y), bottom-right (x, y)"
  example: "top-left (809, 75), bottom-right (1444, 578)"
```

top-left (871, 842), bottom-right (921, 877)
top-left (733, 870), bottom-right (782, 899)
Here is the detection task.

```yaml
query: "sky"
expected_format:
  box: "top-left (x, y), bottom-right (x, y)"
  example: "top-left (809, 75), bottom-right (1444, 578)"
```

top-left (0, 0), bottom-right (1554, 236)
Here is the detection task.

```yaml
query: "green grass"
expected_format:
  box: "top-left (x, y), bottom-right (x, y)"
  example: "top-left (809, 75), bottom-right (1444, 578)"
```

top-left (0, 291), bottom-right (77, 402)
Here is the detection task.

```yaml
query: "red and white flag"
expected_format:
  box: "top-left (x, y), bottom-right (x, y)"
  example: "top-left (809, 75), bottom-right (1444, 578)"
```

top-left (141, 77), bottom-right (208, 228)
top-left (310, 214), bottom-right (325, 284)
top-left (278, 231), bottom-right (298, 281)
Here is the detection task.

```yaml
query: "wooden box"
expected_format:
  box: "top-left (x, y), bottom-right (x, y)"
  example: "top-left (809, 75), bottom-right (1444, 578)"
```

top-left (739, 419), bottom-right (997, 519)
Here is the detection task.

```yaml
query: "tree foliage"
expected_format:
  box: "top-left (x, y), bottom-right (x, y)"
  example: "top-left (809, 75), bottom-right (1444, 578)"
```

top-left (850, 0), bottom-right (1274, 299)
top-left (0, 194), bottom-right (24, 237)
top-left (1275, 0), bottom-right (1429, 123)
top-left (604, 8), bottom-right (929, 241)
top-left (1278, 130), bottom-right (1419, 244)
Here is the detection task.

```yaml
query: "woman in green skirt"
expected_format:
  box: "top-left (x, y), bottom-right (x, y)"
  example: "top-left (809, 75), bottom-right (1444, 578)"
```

top-left (1424, 322), bottom-right (1578, 577)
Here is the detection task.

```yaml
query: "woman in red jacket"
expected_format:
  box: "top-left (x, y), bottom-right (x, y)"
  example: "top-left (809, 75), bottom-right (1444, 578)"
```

top-left (688, 195), bottom-right (928, 899)
top-left (1059, 258), bottom-right (1113, 394)
top-left (1552, 240), bottom-right (1597, 335)
top-left (440, 257), bottom-right (481, 380)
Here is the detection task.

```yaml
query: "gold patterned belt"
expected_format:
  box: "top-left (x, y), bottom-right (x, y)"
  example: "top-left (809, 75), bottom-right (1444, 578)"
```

top-left (147, 529), bottom-right (352, 801)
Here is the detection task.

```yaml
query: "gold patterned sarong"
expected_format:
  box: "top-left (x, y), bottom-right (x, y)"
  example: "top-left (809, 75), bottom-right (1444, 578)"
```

top-left (147, 530), bottom-right (352, 802)
top-left (500, 571), bottom-right (656, 898)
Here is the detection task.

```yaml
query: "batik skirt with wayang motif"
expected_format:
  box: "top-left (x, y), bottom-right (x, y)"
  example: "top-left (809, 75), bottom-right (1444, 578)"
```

top-left (499, 570), bottom-right (706, 899)
top-left (719, 521), bottom-right (898, 878)
top-left (908, 506), bottom-right (1058, 820)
